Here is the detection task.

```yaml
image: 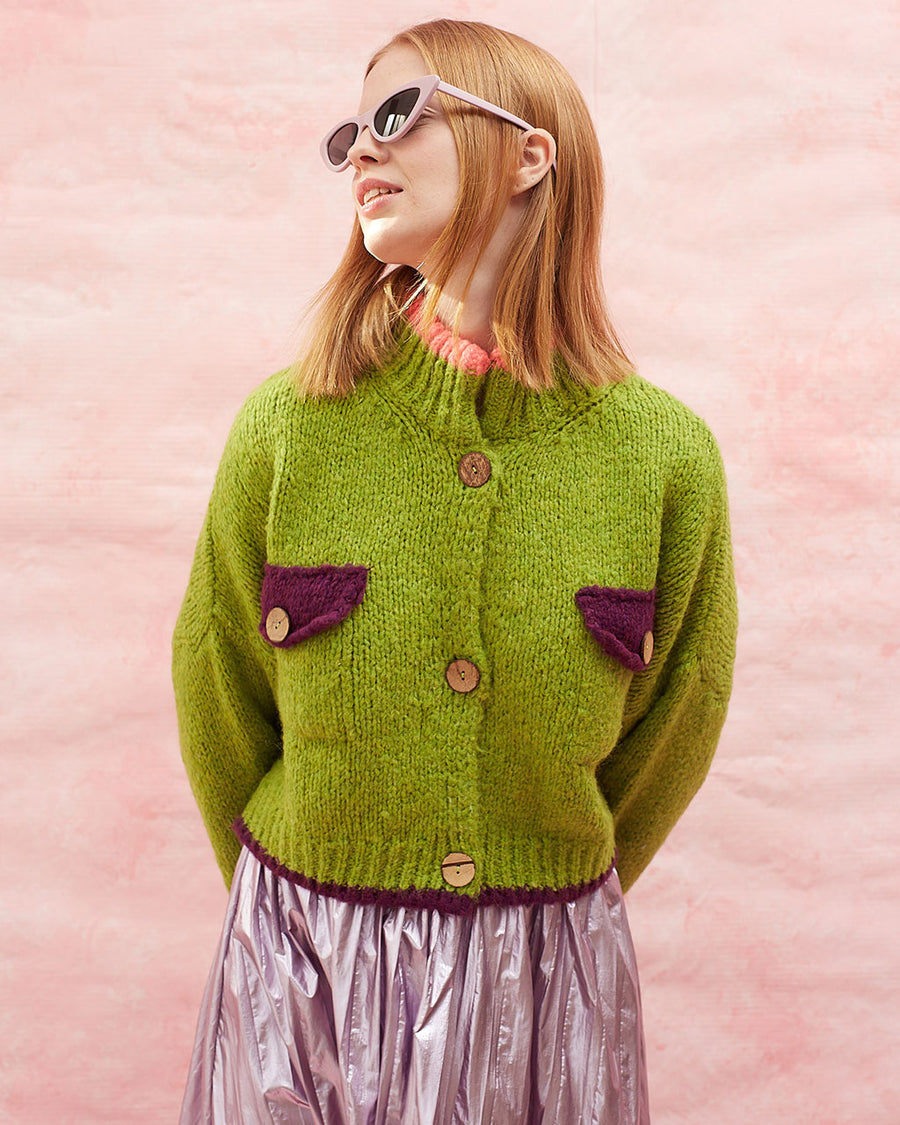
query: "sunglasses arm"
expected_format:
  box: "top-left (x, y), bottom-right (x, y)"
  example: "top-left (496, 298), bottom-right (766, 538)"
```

top-left (434, 80), bottom-right (557, 172)
top-left (435, 80), bottom-right (536, 135)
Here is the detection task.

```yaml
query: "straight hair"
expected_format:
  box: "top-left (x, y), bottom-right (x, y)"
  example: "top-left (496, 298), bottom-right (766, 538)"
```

top-left (293, 19), bottom-right (632, 396)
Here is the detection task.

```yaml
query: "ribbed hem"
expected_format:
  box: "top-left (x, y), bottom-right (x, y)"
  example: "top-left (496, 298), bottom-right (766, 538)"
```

top-left (233, 818), bottom-right (617, 917)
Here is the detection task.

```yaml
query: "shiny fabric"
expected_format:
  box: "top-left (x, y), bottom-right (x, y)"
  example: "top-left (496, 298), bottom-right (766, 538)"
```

top-left (180, 848), bottom-right (650, 1125)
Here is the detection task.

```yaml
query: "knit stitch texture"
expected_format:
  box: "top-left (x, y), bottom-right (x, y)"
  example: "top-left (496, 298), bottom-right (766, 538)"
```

top-left (173, 324), bottom-right (738, 903)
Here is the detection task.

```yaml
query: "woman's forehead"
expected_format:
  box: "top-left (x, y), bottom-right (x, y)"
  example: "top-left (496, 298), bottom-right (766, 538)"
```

top-left (358, 43), bottom-right (428, 114)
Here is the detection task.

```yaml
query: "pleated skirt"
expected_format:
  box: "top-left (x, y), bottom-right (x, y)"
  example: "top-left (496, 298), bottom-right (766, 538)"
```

top-left (180, 847), bottom-right (650, 1125)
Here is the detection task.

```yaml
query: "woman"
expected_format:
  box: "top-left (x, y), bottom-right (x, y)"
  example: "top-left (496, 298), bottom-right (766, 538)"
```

top-left (173, 18), bottom-right (737, 1125)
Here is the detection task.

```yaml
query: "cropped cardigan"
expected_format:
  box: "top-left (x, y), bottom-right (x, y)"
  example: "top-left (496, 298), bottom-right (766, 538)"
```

top-left (172, 326), bottom-right (737, 911)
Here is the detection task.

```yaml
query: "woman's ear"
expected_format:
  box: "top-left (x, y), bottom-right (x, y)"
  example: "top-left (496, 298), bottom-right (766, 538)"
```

top-left (512, 129), bottom-right (557, 194)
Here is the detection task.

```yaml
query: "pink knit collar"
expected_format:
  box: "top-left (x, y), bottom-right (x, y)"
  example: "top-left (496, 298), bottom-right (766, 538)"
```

top-left (406, 295), bottom-right (507, 376)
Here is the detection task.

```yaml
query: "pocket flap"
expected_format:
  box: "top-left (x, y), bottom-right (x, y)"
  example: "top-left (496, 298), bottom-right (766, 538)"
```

top-left (259, 563), bottom-right (368, 648)
top-left (575, 586), bottom-right (656, 672)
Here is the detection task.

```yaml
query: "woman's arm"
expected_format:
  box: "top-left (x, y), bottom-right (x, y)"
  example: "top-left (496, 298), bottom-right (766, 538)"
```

top-left (597, 428), bottom-right (738, 892)
top-left (172, 382), bottom-right (283, 886)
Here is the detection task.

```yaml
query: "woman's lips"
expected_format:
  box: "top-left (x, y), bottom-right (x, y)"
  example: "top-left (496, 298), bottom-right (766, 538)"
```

top-left (359, 190), bottom-right (401, 217)
top-left (355, 179), bottom-right (402, 214)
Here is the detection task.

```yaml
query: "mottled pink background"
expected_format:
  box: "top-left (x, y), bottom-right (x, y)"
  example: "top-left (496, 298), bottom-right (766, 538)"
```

top-left (2, 1), bottom-right (898, 1121)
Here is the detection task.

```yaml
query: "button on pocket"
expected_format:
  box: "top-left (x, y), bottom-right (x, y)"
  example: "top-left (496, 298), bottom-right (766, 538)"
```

top-left (264, 606), bottom-right (290, 643)
top-left (575, 586), bottom-right (656, 672)
top-left (259, 563), bottom-right (368, 648)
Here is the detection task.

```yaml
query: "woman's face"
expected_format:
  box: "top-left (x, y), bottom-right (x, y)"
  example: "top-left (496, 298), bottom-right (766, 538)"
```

top-left (348, 44), bottom-right (461, 268)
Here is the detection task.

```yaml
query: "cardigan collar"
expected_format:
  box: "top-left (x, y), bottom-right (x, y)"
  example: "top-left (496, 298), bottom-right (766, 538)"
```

top-left (366, 323), bottom-right (624, 447)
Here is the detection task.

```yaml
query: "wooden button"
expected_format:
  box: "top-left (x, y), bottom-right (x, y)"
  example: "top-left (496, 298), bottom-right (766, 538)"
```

top-left (446, 659), bottom-right (480, 693)
top-left (458, 451), bottom-right (492, 487)
top-left (641, 630), bottom-right (654, 665)
top-left (265, 607), bottom-right (290, 643)
top-left (441, 852), bottom-right (476, 887)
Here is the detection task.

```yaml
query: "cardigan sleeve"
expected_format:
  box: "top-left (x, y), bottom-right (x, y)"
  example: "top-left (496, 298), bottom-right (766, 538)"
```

top-left (596, 424), bottom-right (738, 893)
top-left (172, 383), bottom-right (282, 886)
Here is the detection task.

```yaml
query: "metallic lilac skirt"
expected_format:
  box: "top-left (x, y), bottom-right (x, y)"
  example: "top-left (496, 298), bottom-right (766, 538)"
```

top-left (180, 848), bottom-right (650, 1124)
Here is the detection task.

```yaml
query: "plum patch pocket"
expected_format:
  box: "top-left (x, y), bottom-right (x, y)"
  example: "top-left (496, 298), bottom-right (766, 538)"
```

top-left (259, 563), bottom-right (368, 648)
top-left (575, 586), bottom-right (656, 673)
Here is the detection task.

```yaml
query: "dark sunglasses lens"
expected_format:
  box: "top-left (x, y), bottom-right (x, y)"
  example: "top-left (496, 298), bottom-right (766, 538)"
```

top-left (373, 87), bottom-right (421, 138)
top-left (327, 122), bottom-right (358, 166)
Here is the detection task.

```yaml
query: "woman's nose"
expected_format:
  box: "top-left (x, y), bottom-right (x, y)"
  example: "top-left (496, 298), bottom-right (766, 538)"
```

top-left (347, 126), bottom-right (385, 168)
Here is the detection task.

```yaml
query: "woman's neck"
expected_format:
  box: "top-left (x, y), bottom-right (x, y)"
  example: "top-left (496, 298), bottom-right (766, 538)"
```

top-left (432, 283), bottom-right (495, 352)
top-left (423, 196), bottom-right (527, 352)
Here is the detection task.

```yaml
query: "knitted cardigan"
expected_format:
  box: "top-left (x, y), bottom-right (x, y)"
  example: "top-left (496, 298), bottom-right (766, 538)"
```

top-left (172, 324), bottom-right (737, 911)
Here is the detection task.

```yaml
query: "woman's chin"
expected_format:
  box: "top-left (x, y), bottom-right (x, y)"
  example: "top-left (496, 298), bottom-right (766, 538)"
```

top-left (360, 228), bottom-right (425, 270)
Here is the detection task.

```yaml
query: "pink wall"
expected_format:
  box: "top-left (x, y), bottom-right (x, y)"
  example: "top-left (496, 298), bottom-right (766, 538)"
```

top-left (2, 1), bottom-right (897, 1121)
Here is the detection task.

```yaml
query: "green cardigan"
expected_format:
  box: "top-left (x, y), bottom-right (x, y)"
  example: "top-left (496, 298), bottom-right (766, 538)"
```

top-left (172, 328), bottom-right (737, 909)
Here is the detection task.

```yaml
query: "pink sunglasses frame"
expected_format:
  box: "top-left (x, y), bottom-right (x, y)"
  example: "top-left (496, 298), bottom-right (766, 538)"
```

top-left (320, 74), bottom-right (555, 172)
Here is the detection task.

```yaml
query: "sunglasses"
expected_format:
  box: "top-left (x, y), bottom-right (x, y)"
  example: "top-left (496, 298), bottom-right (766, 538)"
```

top-left (321, 74), bottom-right (549, 172)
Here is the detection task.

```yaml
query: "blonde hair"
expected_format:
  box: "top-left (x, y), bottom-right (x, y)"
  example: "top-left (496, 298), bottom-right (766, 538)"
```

top-left (294, 19), bottom-right (632, 396)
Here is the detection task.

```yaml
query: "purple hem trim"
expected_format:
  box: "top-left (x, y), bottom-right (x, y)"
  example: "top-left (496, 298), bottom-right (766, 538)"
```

top-left (233, 818), bottom-right (616, 916)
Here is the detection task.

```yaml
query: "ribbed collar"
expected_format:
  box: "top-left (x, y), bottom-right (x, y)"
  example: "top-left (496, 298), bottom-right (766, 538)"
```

top-left (365, 325), bottom-right (624, 446)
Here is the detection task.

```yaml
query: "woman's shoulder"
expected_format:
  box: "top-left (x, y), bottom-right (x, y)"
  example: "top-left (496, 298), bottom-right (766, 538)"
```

top-left (601, 371), bottom-right (725, 473)
top-left (234, 366), bottom-right (303, 425)
top-left (604, 371), bottom-right (718, 438)
top-left (223, 366), bottom-right (330, 457)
